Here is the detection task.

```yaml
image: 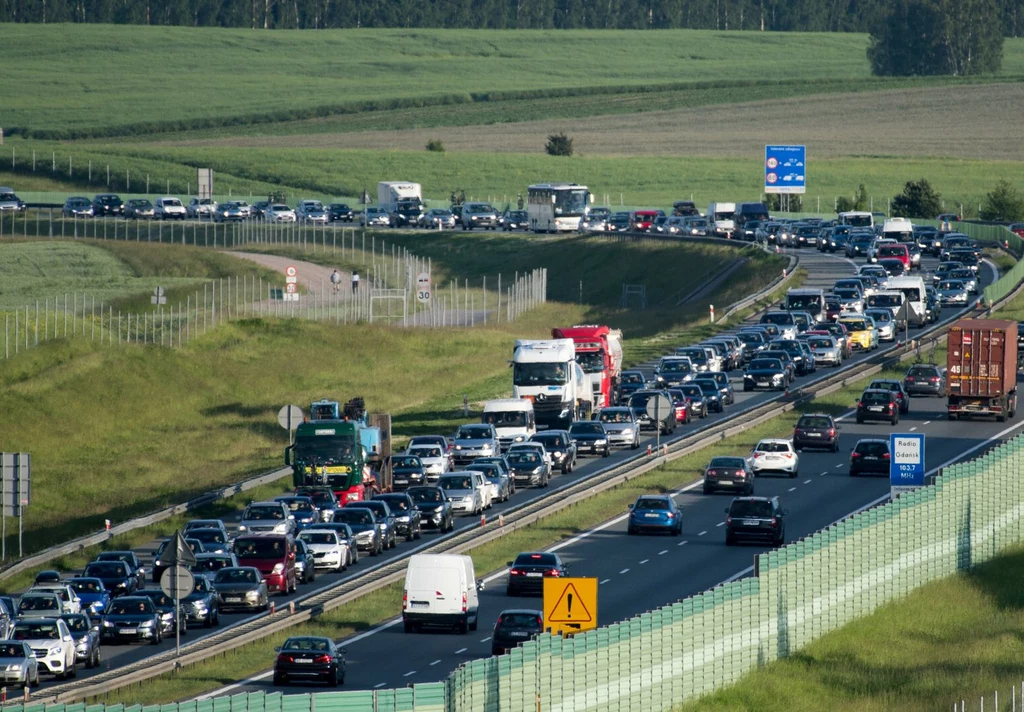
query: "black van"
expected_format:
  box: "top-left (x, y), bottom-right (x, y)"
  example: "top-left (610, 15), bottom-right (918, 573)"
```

top-left (733, 202), bottom-right (770, 234)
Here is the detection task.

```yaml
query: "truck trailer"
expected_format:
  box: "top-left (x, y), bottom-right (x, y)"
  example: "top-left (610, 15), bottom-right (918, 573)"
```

top-left (946, 319), bottom-right (1018, 422)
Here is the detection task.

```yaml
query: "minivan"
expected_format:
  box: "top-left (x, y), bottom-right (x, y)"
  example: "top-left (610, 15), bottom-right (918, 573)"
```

top-left (232, 535), bottom-right (298, 595)
top-left (403, 554), bottom-right (480, 634)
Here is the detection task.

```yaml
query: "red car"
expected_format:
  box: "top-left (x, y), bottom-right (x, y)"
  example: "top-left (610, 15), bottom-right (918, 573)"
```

top-left (876, 243), bottom-right (911, 270)
top-left (666, 389), bottom-right (693, 424)
top-left (1009, 223), bottom-right (1024, 239)
top-left (630, 210), bottom-right (659, 232)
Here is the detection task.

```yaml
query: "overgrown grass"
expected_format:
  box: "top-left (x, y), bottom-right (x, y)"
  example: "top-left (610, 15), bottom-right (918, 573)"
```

top-left (675, 545), bottom-right (1024, 711)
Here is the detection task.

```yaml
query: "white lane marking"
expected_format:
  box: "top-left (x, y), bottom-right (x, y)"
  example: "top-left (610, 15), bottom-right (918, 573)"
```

top-left (639, 559), bottom-right (649, 565)
top-left (803, 479), bottom-right (812, 484)
top-left (909, 427), bottom-right (917, 431)
top-left (698, 530), bottom-right (707, 536)
top-left (480, 637), bottom-right (491, 642)
top-left (620, 568), bottom-right (630, 574)
top-left (658, 550), bottom-right (668, 556)
top-left (835, 464), bottom-right (844, 468)
top-left (403, 671), bottom-right (417, 677)
top-left (600, 578), bottom-right (611, 584)
top-left (430, 660), bottom-right (441, 666)
top-left (374, 683), bottom-right (387, 688)
top-left (678, 540), bottom-right (688, 546)
top-left (923, 420), bottom-right (931, 425)
top-left (788, 487), bottom-right (797, 492)
top-left (715, 522), bottom-right (725, 528)
top-left (819, 471), bottom-right (827, 477)
top-left (455, 647), bottom-right (467, 654)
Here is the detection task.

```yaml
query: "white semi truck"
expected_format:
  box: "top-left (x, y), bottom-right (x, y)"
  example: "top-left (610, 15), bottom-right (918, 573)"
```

top-left (512, 338), bottom-right (594, 430)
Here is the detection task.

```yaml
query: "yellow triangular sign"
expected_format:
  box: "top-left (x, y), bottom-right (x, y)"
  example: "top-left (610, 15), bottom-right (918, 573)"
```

top-left (546, 582), bottom-right (593, 623)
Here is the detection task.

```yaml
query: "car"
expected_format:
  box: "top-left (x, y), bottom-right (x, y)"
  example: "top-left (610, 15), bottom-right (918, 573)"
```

top-left (121, 198), bottom-right (155, 220)
top-left (530, 430), bottom-right (578, 473)
top-left (703, 371), bottom-right (736, 405)
top-left (17, 592), bottom-right (64, 618)
top-left (11, 618), bottom-right (77, 678)
top-left (154, 197), bottom-right (187, 220)
top-left (0, 641), bottom-right (40, 688)
top-left (947, 268), bottom-right (978, 294)
top-left (0, 188), bottom-right (25, 212)
top-left (759, 349), bottom-right (797, 383)
top-left (212, 567), bottom-right (270, 612)
top-left (724, 496), bottom-right (786, 546)
top-left (868, 379), bottom-right (911, 414)
top-left (606, 211), bottom-right (631, 232)
top-left (98, 596), bottom-right (163, 645)
top-left (62, 197), bottom-right (94, 218)
top-left (181, 576), bottom-right (221, 628)
top-left (677, 384), bottom-right (709, 418)
top-left (274, 635), bottom-right (346, 687)
top-left (331, 508), bottom-right (383, 555)
top-left (506, 552), bottom-right (569, 596)
top-left (295, 199), bottom-right (328, 224)
top-left (833, 288), bottom-right (865, 315)
top-left (92, 193), bottom-right (125, 217)
top-left (474, 456), bottom-right (515, 494)
top-left (904, 363), bottom-right (946, 397)
top-left (568, 420), bottom-right (611, 458)
top-left (856, 388), bottom-right (901, 425)
top-left (292, 537), bottom-right (316, 583)
top-left (839, 316), bottom-right (878, 351)
top-left (627, 494), bottom-right (683, 535)
top-left (346, 500), bottom-right (399, 549)
top-left (293, 488), bottom-right (340, 522)
top-left (749, 439), bottom-right (799, 478)
top-left (617, 370), bottom-right (647, 404)
top-left (136, 589), bottom-right (187, 637)
top-left (34, 570), bottom-right (62, 586)
top-left (793, 413), bottom-right (840, 452)
top-left (627, 390), bottom-right (679, 434)
top-left (389, 456), bottom-right (429, 494)
top-left (438, 472), bottom-right (487, 514)
top-left (948, 249), bottom-right (980, 274)
top-left (760, 311), bottom-right (798, 340)
top-left (238, 501), bottom-right (295, 536)
top-left (416, 208), bottom-right (454, 229)
top-left (502, 209), bottom-right (530, 231)
top-left (406, 443), bottom-right (451, 483)
top-left (212, 201), bottom-right (247, 223)
top-left (702, 456), bottom-right (754, 495)
top-left (735, 330), bottom-right (769, 361)
top-left (771, 338), bottom-right (815, 376)
top-left (451, 423), bottom-right (500, 465)
top-left (816, 322), bottom-right (853, 358)
top-left (743, 357), bottom-right (788, 392)
top-left (807, 334), bottom-right (843, 367)
top-left (692, 377), bottom-right (725, 413)
top-left (932, 261), bottom-right (964, 285)
top-left (653, 356), bottom-right (695, 387)
top-left (310, 523), bottom-right (358, 567)
top-left (298, 529), bottom-right (350, 572)
top-left (674, 346), bottom-right (713, 374)
top-left (152, 536), bottom-right (206, 581)
top-left (327, 203), bottom-right (355, 222)
top-left (183, 518), bottom-right (230, 539)
top-left (665, 388), bottom-right (693, 425)
top-left (374, 492), bottom-right (424, 540)
top-left (406, 486), bottom-right (455, 532)
top-left (61, 613), bottom-right (102, 669)
top-left (251, 201), bottom-right (271, 220)
top-left (461, 202), bottom-right (499, 230)
top-left (850, 438), bottom-right (891, 476)
top-left (360, 207), bottom-right (390, 227)
top-left (274, 496), bottom-right (321, 532)
top-left (67, 578), bottom-right (111, 616)
top-left (95, 551), bottom-right (147, 590)
top-left (596, 407), bottom-right (640, 449)
top-left (82, 560), bottom-right (137, 598)
top-left (506, 449), bottom-right (551, 488)
top-left (185, 527), bottom-right (231, 554)
top-left (29, 584), bottom-right (81, 614)
top-left (491, 609), bottom-right (544, 656)
top-left (937, 279), bottom-right (969, 307)
top-left (189, 552), bottom-right (239, 578)
top-left (186, 197), bottom-right (217, 219)
top-left (265, 204), bottom-right (297, 222)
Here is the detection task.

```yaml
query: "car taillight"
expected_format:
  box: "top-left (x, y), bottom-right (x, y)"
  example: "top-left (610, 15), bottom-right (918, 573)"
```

top-left (828, 428), bottom-right (835, 437)
top-left (931, 377), bottom-right (940, 382)
top-left (708, 469), bottom-right (717, 476)
top-left (851, 452), bottom-right (861, 458)
top-left (735, 470), bottom-right (746, 478)
top-left (906, 376), bottom-right (915, 382)
top-left (278, 654), bottom-right (294, 663)
top-left (889, 402), bottom-right (896, 412)
top-left (462, 593), bottom-right (467, 613)
top-left (536, 616), bottom-right (543, 627)
top-left (753, 452), bottom-right (761, 458)
top-left (496, 615), bottom-right (503, 627)
top-left (547, 569), bottom-right (562, 577)
top-left (313, 654), bottom-right (331, 664)
top-left (784, 453), bottom-right (793, 459)
top-left (771, 518), bottom-right (779, 527)
top-left (856, 401), bottom-right (863, 408)
top-left (666, 512), bottom-right (675, 518)
top-left (725, 516), bottom-right (732, 525)
top-left (883, 452), bottom-right (891, 459)
top-left (403, 591), bottom-right (408, 611)
top-left (509, 568), bottom-right (521, 576)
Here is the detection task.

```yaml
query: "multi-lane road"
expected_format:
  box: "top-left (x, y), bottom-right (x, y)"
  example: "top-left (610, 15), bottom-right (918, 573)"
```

top-left (20, 249), bottom-right (999, 695)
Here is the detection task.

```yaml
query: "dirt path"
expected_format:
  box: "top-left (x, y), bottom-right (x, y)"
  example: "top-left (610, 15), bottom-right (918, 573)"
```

top-left (223, 251), bottom-right (355, 297)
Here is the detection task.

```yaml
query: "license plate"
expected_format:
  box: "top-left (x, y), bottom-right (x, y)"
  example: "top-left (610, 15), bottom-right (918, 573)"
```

top-left (509, 631), bottom-right (529, 637)
top-left (757, 381), bottom-right (769, 386)
top-left (226, 597), bottom-right (241, 602)
top-left (526, 572), bottom-right (543, 578)
top-left (119, 628), bottom-right (137, 634)
top-left (411, 601), bottom-right (429, 608)
top-left (808, 433), bottom-right (821, 437)
top-left (869, 406), bottom-right (883, 412)
top-left (720, 481), bottom-right (733, 486)
top-left (644, 513), bottom-right (659, 518)
top-left (743, 520), bottom-right (760, 526)
top-left (864, 456), bottom-right (878, 461)
top-left (293, 659), bottom-right (312, 664)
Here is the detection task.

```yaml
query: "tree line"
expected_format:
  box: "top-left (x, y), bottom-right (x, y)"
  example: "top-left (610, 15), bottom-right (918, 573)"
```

top-left (2, 0), bottom-right (1023, 35)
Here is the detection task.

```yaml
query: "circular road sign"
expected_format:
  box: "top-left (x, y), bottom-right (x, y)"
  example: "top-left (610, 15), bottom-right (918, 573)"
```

top-left (766, 172), bottom-right (778, 184)
top-left (278, 405), bottom-right (304, 431)
top-left (645, 394), bottom-right (673, 422)
top-left (286, 283), bottom-right (298, 294)
top-left (286, 266), bottom-right (297, 277)
top-left (160, 566), bottom-right (194, 599)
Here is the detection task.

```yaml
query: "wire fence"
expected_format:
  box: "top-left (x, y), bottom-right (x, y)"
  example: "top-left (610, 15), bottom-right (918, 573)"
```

top-left (954, 683), bottom-right (1024, 711)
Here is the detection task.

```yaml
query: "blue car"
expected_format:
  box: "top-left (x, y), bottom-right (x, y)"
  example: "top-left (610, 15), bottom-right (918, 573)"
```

top-left (68, 577), bottom-right (111, 616)
top-left (627, 495), bottom-right (683, 536)
top-left (274, 496), bottom-right (320, 531)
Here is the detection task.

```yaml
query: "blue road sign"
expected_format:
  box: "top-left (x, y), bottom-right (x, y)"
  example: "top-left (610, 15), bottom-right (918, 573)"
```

top-left (890, 433), bottom-right (925, 498)
top-left (764, 145), bottom-right (806, 195)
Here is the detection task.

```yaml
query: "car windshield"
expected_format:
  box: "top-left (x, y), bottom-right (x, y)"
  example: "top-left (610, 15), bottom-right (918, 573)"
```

top-left (377, 496), bottom-right (409, 512)
top-left (0, 644), bottom-right (25, 658)
top-left (621, 373), bottom-right (644, 384)
top-left (214, 569), bottom-right (260, 585)
top-left (532, 435), bottom-right (564, 448)
top-left (279, 500), bottom-right (314, 514)
top-left (191, 529), bottom-right (226, 543)
top-left (234, 538), bottom-right (287, 559)
top-left (869, 381), bottom-right (900, 392)
top-left (244, 506), bottom-right (284, 521)
top-left (856, 441), bottom-right (889, 455)
top-left (570, 422), bottom-right (604, 435)
top-left (408, 488), bottom-right (444, 504)
top-left (439, 476), bottom-right (474, 490)
top-left (19, 596), bottom-right (59, 612)
top-left (660, 360), bottom-right (690, 373)
top-left (514, 552), bottom-right (557, 566)
top-left (762, 313), bottom-right (794, 326)
top-left (749, 359), bottom-right (782, 370)
top-left (497, 613), bottom-right (542, 629)
top-left (299, 531), bottom-right (338, 545)
top-left (85, 563), bottom-right (127, 577)
top-left (143, 591), bottom-right (173, 607)
top-left (843, 320), bottom-right (868, 332)
top-left (908, 366), bottom-right (938, 377)
top-left (634, 498), bottom-right (669, 510)
top-left (334, 509), bottom-right (373, 524)
top-left (14, 623), bottom-right (59, 640)
top-left (191, 579), bottom-right (212, 594)
top-left (755, 442), bottom-right (790, 453)
top-left (410, 447), bottom-right (442, 459)
top-left (456, 426), bottom-right (492, 439)
top-left (862, 391), bottom-right (891, 404)
top-left (798, 416), bottom-right (832, 428)
top-left (282, 637), bottom-right (331, 652)
top-left (681, 386), bottom-right (702, 398)
top-left (598, 410), bottom-right (632, 423)
top-left (939, 280), bottom-right (964, 290)
top-left (485, 411), bottom-right (528, 426)
top-left (193, 556), bottom-right (233, 572)
top-left (108, 600), bottom-right (154, 615)
top-left (867, 311), bottom-right (892, 323)
top-left (69, 579), bottom-right (101, 594)
top-left (709, 457), bottom-right (746, 468)
top-left (730, 501), bottom-right (773, 518)
top-left (507, 452), bottom-right (540, 465)
top-left (809, 338), bottom-right (834, 349)
top-left (513, 362), bottom-right (567, 386)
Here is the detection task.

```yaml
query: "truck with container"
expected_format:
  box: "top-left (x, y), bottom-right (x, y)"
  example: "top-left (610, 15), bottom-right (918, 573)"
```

top-left (946, 319), bottom-right (1018, 422)
top-left (378, 182), bottom-right (424, 228)
top-left (481, 399), bottom-right (536, 451)
top-left (551, 325), bottom-right (624, 409)
top-left (286, 398), bottom-right (393, 502)
top-left (512, 339), bottom-right (594, 430)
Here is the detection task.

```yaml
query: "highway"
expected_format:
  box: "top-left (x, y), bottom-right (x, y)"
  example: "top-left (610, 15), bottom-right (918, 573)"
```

top-left (20, 248), bottom-right (994, 693)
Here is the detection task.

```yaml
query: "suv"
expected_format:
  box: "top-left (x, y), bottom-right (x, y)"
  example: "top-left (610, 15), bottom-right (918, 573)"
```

top-left (904, 363), bottom-right (946, 397)
top-left (792, 413), bottom-right (840, 452)
top-left (461, 203), bottom-right (499, 230)
top-left (12, 618), bottom-right (77, 679)
top-left (529, 430), bottom-right (578, 474)
top-left (724, 497), bottom-right (786, 547)
top-left (94, 551), bottom-right (147, 591)
top-left (867, 379), bottom-right (910, 414)
top-left (186, 197), bottom-right (217, 218)
top-left (856, 388), bottom-right (900, 425)
top-left (296, 199), bottom-right (328, 223)
top-left (850, 438), bottom-right (891, 476)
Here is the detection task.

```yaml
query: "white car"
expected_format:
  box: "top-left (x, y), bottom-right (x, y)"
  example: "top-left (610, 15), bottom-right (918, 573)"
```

top-left (27, 585), bottom-right (81, 615)
top-left (265, 204), bottom-right (297, 223)
top-left (507, 441), bottom-right (552, 467)
top-left (186, 197), bottom-right (217, 218)
top-left (864, 309), bottom-right (897, 342)
top-left (12, 618), bottom-right (77, 679)
top-left (749, 439), bottom-right (799, 478)
top-left (154, 197), bottom-right (187, 220)
top-left (296, 200), bottom-right (328, 224)
top-left (298, 529), bottom-right (348, 572)
top-left (406, 444), bottom-right (450, 482)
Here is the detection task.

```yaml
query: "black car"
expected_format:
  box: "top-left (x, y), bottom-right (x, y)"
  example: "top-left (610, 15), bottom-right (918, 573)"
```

top-left (152, 537), bottom-right (205, 582)
top-left (506, 552), bottom-right (569, 596)
top-left (406, 486), bottom-right (455, 532)
top-left (867, 379), bottom-right (910, 414)
top-left (181, 575), bottom-right (221, 628)
top-left (373, 493), bottom-right (423, 541)
top-left (491, 609), bottom-right (544, 656)
top-left (724, 497), bottom-right (786, 547)
top-left (95, 551), bottom-right (146, 590)
top-left (34, 570), bottom-right (62, 586)
top-left (294, 487), bottom-right (339, 523)
top-left (189, 553), bottom-right (239, 578)
top-left (759, 350), bottom-right (797, 382)
top-left (770, 339), bottom-right (811, 376)
top-left (91, 193), bottom-right (124, 217)
top-left (345, 501), bottom-right (397, 550)
top-left (136, 589), bottom-right (187, 637)
top-left (327, 204), bottom-right (354, 222)
top-left (617, 370), bottom-right (647, 404)
top-left (743, 357), bottom-right (788, 392)
top-left (692, 378), bottom-right (725, 413)
top-left (274, 636), bottom-right (346, 687)
top-left (568, 420), bottom-right (611, 458)
top-left (474, 455), bottom-right (516, 495)
top-left (792, 413), bottom-right (840, 452)
top-left (529, 430), bottom-right (578, 474)
top-left (850, 438), bottom-right (891, 476)
top-left (904, 363), bottom-right (946, 397)
top-left (83, 560), bottom-right (137, 598)
top-left (99, 596), bottom-right (163, 644)
top-left (703, 456), bottom-right (754, 495)
top-left (391, 455), bottom-right (427, 491)
top-left (857, 388), bottom-right (900, 425)
top-left (705, 371), bottom-right (736, 404)
top-left (503, 210), bottom-right (530, 231)
top-left (332, 508), bottom-right (384, 555)
top-left (678, 384), bottom-right (708, 418)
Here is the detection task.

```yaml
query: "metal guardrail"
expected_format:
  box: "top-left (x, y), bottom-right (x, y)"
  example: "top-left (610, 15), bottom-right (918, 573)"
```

top-left (34, 257), bottom-right (1003, 705)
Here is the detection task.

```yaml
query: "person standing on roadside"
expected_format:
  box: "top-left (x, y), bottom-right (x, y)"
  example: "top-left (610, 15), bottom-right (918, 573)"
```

top-left (351, 270), bottom-right (360, 294)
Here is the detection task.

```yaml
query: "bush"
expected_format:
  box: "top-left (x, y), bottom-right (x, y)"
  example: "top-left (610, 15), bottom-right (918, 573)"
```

top-left (765, 194), bottom-right (802, 212)
top-left (891, 179), bottom-right (942, 219)
top-left (545, 133), bottom-right (574, 157)
top-left (425, 139), bottom-right (445, 153)
top-left (980, 180), bottom-right (1024, 222)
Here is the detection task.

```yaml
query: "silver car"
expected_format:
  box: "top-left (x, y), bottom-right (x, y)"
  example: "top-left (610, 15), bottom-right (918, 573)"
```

top-left (361, 207), bottom-right (390, 227)
top-left (0, 641), bottom-right (39, 687)
top-left (63, 613), bottom-right (101, 669)
top-left (237, 501), bottom-right (295, 536)
top-left (864, 309), bottom-right (897, 342)
top-left (406, 444), bottom-right (450, 482)
top-left (807, 335), bottom-right (843, 367)
top-left (596, 408), bottom-right (640, 449)
top-left (451, 424), bottom-right (500, 465)
top-left (947, 268), bottom-right (978, 294)
top-left (937, 279), bottom-right (969, 306)
top-left (0, 188), bottom-right (25, 212)
top-left (437, 473), bottom-right (484, 516)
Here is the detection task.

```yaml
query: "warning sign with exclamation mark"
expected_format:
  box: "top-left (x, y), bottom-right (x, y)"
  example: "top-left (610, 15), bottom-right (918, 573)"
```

top-left (544, 577), bottom-right (597, 636)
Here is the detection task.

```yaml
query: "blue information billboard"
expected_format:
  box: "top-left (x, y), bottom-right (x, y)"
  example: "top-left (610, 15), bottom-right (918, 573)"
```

top-left (764, 145), bottom-right (806, 195)
top-left (890, 433), bottom-right (925, 498)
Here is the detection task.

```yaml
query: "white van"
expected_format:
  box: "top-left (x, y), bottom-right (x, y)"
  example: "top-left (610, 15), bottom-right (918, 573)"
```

top-left (403, 554), bottom-right (480, 634)
top-left (885, 276), bottom-right (927, 327)
top-left (707, 202), bottom-right (737, 237)
top-left (482, 399), bottom-right (536, 451)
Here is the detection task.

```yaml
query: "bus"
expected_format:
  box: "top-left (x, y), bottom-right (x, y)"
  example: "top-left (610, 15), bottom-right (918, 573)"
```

top-left (527, 183), bottom-right (592, 233)
top-left (837, 211), bottom-right (874, 228)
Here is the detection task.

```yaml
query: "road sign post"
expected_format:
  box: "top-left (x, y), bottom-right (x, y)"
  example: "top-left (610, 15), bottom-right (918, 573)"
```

top-left (278, 405), bottom-right (304, 446)
top-left (1, 453), bottom-right (30, 560)
top-left (416, 271), bottom-right (432, 304)
top-left (890, 433), bottom-right (926, 499)
top-left (159, 531), bottom-right (198, 660)
top-left (544, 577), bottom-right (597, 637)
top-left (150, 286), bottom-right (166, 305)
top-left (646, 394), bottom-right (671, 454)
top-left (764, 145), bottom-right (806, 195)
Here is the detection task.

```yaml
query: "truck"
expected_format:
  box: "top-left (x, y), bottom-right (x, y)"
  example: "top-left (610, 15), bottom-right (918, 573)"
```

top-left (512, 338), bottom-right (594, 430)
top-left (285, 398), bottom-right (393, 502)
top-left (377, 182), bottom-right (424, 228)
top-left (551, 325), bottom-right (624, 409)
top-left (482, 399), bottom-right (536, 451)
top-left (946, 319), bottom-right (1018, 422)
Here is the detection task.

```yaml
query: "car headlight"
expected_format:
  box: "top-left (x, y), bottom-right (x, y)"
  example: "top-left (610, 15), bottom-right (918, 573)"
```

top-left (48, 646), bottom-right (62, 655)
top-left (161, 612), bottom-right (173, 620)
top-left (553, 451), bottom-right (562, 458)
top-left (514, 436), bottom-right (525, 442)
top-left (454, 445), bottom-right (462, 450)
top-left (246, 591), bottom-right (260, 600)
top-left (621, 429), bottom-right (633, 436)
top-left (595, 439), bottom-right (607, 445)
top-left (559, 407), bottom-right (571, 418)
top-left (139, 620), bottom-right (156, 628)
top-left (237, 524), bottom-right (247, 532)
top-left (191, 602), bottom-right (208, 613)
top-left (377, 523), bottom-right (387, 531)
top-left (271, 563), bottom-right (285, 574)
top-left (102, 620), bottom-right (114, 628)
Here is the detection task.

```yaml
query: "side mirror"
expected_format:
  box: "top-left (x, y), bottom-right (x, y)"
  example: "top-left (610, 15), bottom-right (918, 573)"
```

top-left (476, 580), bottom-right (485, 592)
top-left (284, 446), bottom-right (293, 466)
top-left (506, 561), bottom-right (514, 567)
top-left (627, 504), bottom-right (634, 509)
top-left (274, 646), bottom-right (281, 652)
top-left (724, 508), bottom-right (730, 514)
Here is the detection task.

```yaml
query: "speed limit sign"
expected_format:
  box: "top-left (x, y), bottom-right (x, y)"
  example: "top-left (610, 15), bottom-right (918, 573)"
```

top-left (416, 272), bottom-right (431, 304)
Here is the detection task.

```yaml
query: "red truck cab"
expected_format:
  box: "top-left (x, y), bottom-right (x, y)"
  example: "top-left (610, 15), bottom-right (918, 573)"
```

top-left (552, 325), bottom-right (624, 409)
